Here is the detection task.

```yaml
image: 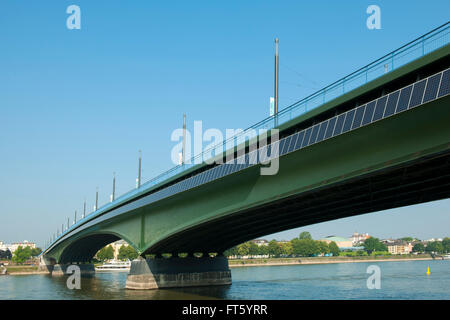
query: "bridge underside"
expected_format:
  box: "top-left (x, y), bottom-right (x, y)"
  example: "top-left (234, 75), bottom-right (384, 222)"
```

top-left (147, 149), bottom-right (450, 254)
top-left (59, 234), bottom-right (120, 264)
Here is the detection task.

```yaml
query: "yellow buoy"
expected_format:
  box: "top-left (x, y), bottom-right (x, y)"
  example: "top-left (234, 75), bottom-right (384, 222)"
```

top-left (426, 266), bottom-right (430, 275)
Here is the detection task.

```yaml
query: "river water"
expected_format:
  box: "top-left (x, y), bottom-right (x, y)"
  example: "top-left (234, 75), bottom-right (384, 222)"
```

top-left (1, 260), bottom-right (449, 300)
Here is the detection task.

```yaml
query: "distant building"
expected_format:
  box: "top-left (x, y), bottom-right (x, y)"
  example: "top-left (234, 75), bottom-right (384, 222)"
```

top-left (350, 232), bottom-right (370, 245)
top-left (319, 236), bottom-right (353, 249)
top-left (251, 239), bottom-right (269, 246)
top-left (386, 241), bottom-right (412, 255)
top-left (0, 240), bottom-right (36, 253)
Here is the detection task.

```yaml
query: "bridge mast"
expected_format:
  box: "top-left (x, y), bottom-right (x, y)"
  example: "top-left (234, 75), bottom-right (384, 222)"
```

top-left (274, 38), bottom-right (279, 122)
top-left (138, 150), bottom-right (142, 188)
top-left (112, 172), bottom-right (116, 202)
top-left (182, 114), bottom-right (186, 164)
top-left (95, 187), bottom-right (98, 211)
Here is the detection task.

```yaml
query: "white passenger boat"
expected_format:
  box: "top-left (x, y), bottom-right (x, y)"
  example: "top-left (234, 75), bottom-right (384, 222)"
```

top-left (95, 259), bottom-right (131, 272)
top-left (443, 254), bottom-right (450, 260)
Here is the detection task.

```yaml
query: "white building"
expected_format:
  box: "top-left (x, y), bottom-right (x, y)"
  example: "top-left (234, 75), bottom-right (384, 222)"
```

top-left (251, 239), bottom-right (269, 246)
top-left (350, 232), bottom-right (370, 245)
top-left (0, 240), bottom-right (36, 253)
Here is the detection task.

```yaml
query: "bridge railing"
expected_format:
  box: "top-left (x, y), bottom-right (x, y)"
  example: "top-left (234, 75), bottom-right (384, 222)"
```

top-left (45, 22), bottom-right (450, 252)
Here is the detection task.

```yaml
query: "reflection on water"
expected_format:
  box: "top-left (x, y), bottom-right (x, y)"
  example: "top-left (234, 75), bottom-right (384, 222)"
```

top-left (1, 260), bottom-right (449, 300)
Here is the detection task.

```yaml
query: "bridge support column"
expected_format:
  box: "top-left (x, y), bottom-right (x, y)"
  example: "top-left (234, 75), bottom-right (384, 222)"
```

top-left (51, 263), bottom-right (95, 276)
top-left (37, 256), bottom-right (55, 274)
top-left (126, 256), bottom-right (232, 290)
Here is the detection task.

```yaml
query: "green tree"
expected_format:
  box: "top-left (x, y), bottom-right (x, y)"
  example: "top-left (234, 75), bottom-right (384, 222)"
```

top-left (267, 240), bottom-right (282, 257)
top-left (97, 245), bottom-right (114, 261)
top-left (12, 246), bottom-right (32, 264)
top-left (118, 245), bottom-right (138, 260)
top-left (317, 241), bottom-right (330, 255)
top-left (291, 239), bottom-right (318, 257)
top-left (400, 237), bottom-right (414, 242)
top-left (280, 242), bottom-right (293, 256)
top-left (237, 242), bottom-right (250, 256)
top-left (412, 243), bottom-right (425, 253)
top-left (442, 237), bottom-right (450, 253)
top-left (328, 241), bottom-right (340, 256)
top-left (248, 242), bottom-right (260, 257)
top-left (258, 244), bottom-right (269, 256)
top-left (425, 241), bottom-right (444, 254)
top-left (363, 237), bottom-right (387, 255)
top-left (224, 246), bottom-right (238, 257)
top-left (299, 232), bottom-right (312, 240)
top-left (31, 247), bottom-right (42, 257)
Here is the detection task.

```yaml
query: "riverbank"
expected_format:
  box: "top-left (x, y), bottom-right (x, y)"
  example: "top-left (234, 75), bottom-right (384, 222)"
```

top-left (2, 255), bottom-right (437, 275)
top-left (3, 265), bottom-right (49, 275)
top-left (228, 254), bottom-right (434, 267)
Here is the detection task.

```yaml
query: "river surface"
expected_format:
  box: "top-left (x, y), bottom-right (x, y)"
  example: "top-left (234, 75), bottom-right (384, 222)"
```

top-left (1, 260), bottom-right (449, 299)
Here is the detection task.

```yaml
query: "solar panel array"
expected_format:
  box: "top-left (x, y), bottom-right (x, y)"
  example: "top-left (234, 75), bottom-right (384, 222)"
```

top-left (133, 68), bottom-right (450, 208)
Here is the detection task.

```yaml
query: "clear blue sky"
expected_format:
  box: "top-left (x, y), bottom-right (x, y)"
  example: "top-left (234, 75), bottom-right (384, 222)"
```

top-left (0, 1), bottom-right (449, 247)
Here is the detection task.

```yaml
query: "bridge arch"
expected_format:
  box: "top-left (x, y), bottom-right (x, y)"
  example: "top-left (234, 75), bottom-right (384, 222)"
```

top-left (57, 231), bottom-right (136, 264)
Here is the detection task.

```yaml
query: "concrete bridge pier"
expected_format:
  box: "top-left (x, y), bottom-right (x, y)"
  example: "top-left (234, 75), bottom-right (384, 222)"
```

top-left (37, 256), bottom-right (55, 274)
top-left (51, 263), bottom-right (95, 276)
top-left (126, 255), bottom-right (232, 290)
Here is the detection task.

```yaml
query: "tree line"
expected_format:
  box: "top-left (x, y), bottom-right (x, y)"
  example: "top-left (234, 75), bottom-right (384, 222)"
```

top-left (412, 238), bottom-right (450, 254)
top-left (96, 245), bottom-right (138, 261)
top-left (2, 246), bottom-right (42, 264)
top-left (224, 232), bottom-right (340, 258)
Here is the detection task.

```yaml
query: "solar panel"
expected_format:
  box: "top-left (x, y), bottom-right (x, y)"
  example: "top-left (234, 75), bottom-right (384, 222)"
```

top-left (351, 105), bottom-right (365, 130)
top-left (287, 132), bottom-right (299, 153)
top-left (309, 124), bottom-right (320, 145)
top-left (267, 144), bottom-right (272, 158)
top-left (316, 121), bottom-right (328, 142)
top-left (258, 146), bottom-right (268, 163)
top-left (438, 69), bottom-right (450, 98)
top-left (333, 114), bottom-right (345, 136)
top-left (372, 96), bottom-right (388, 121)
top-left (271, 141), bottom-right (281, 158)
top-left (249, 150), bottom-right (257, 165)
top-left (294, 130), bottom-right (305, 150)
top-left (383, 90), bottom-right (400, 118)
top-left (361, 101), bottom-right (376, 125)
top-left (408, 79), bottom-right (427, 109)
top-left (396, 85), bottom-right (413, 113)
top-left (281, 136), bottom-right (292, 155)
top-left (228, 164), bottom-right (237, 175)
top-left (222, 163), bottom-right (230, 175)
top-left (342, 110), bottom-right (355, 133)
top-left (185, 177), bottom-right (193, 189)
top-left (199, 172), bottom-right (206, 185)
top-left (301, 127), bottom-right (312, 148)
top-left (423, 73), bottom-right (442, 103)
top-left (278, 138), bottom-right (287, 156)
top-left (324, 117), bottom-right (336, 140)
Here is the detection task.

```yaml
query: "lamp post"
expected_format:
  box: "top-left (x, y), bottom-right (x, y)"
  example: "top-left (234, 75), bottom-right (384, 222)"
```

top-left (274, 38), bottom-right (279, 126)
top-left (137, 150), bottom-right (142, 188)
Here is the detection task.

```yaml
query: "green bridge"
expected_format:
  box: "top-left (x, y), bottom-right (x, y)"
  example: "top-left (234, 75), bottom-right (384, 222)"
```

top-left (40, 23), bottom-right (450, 289)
